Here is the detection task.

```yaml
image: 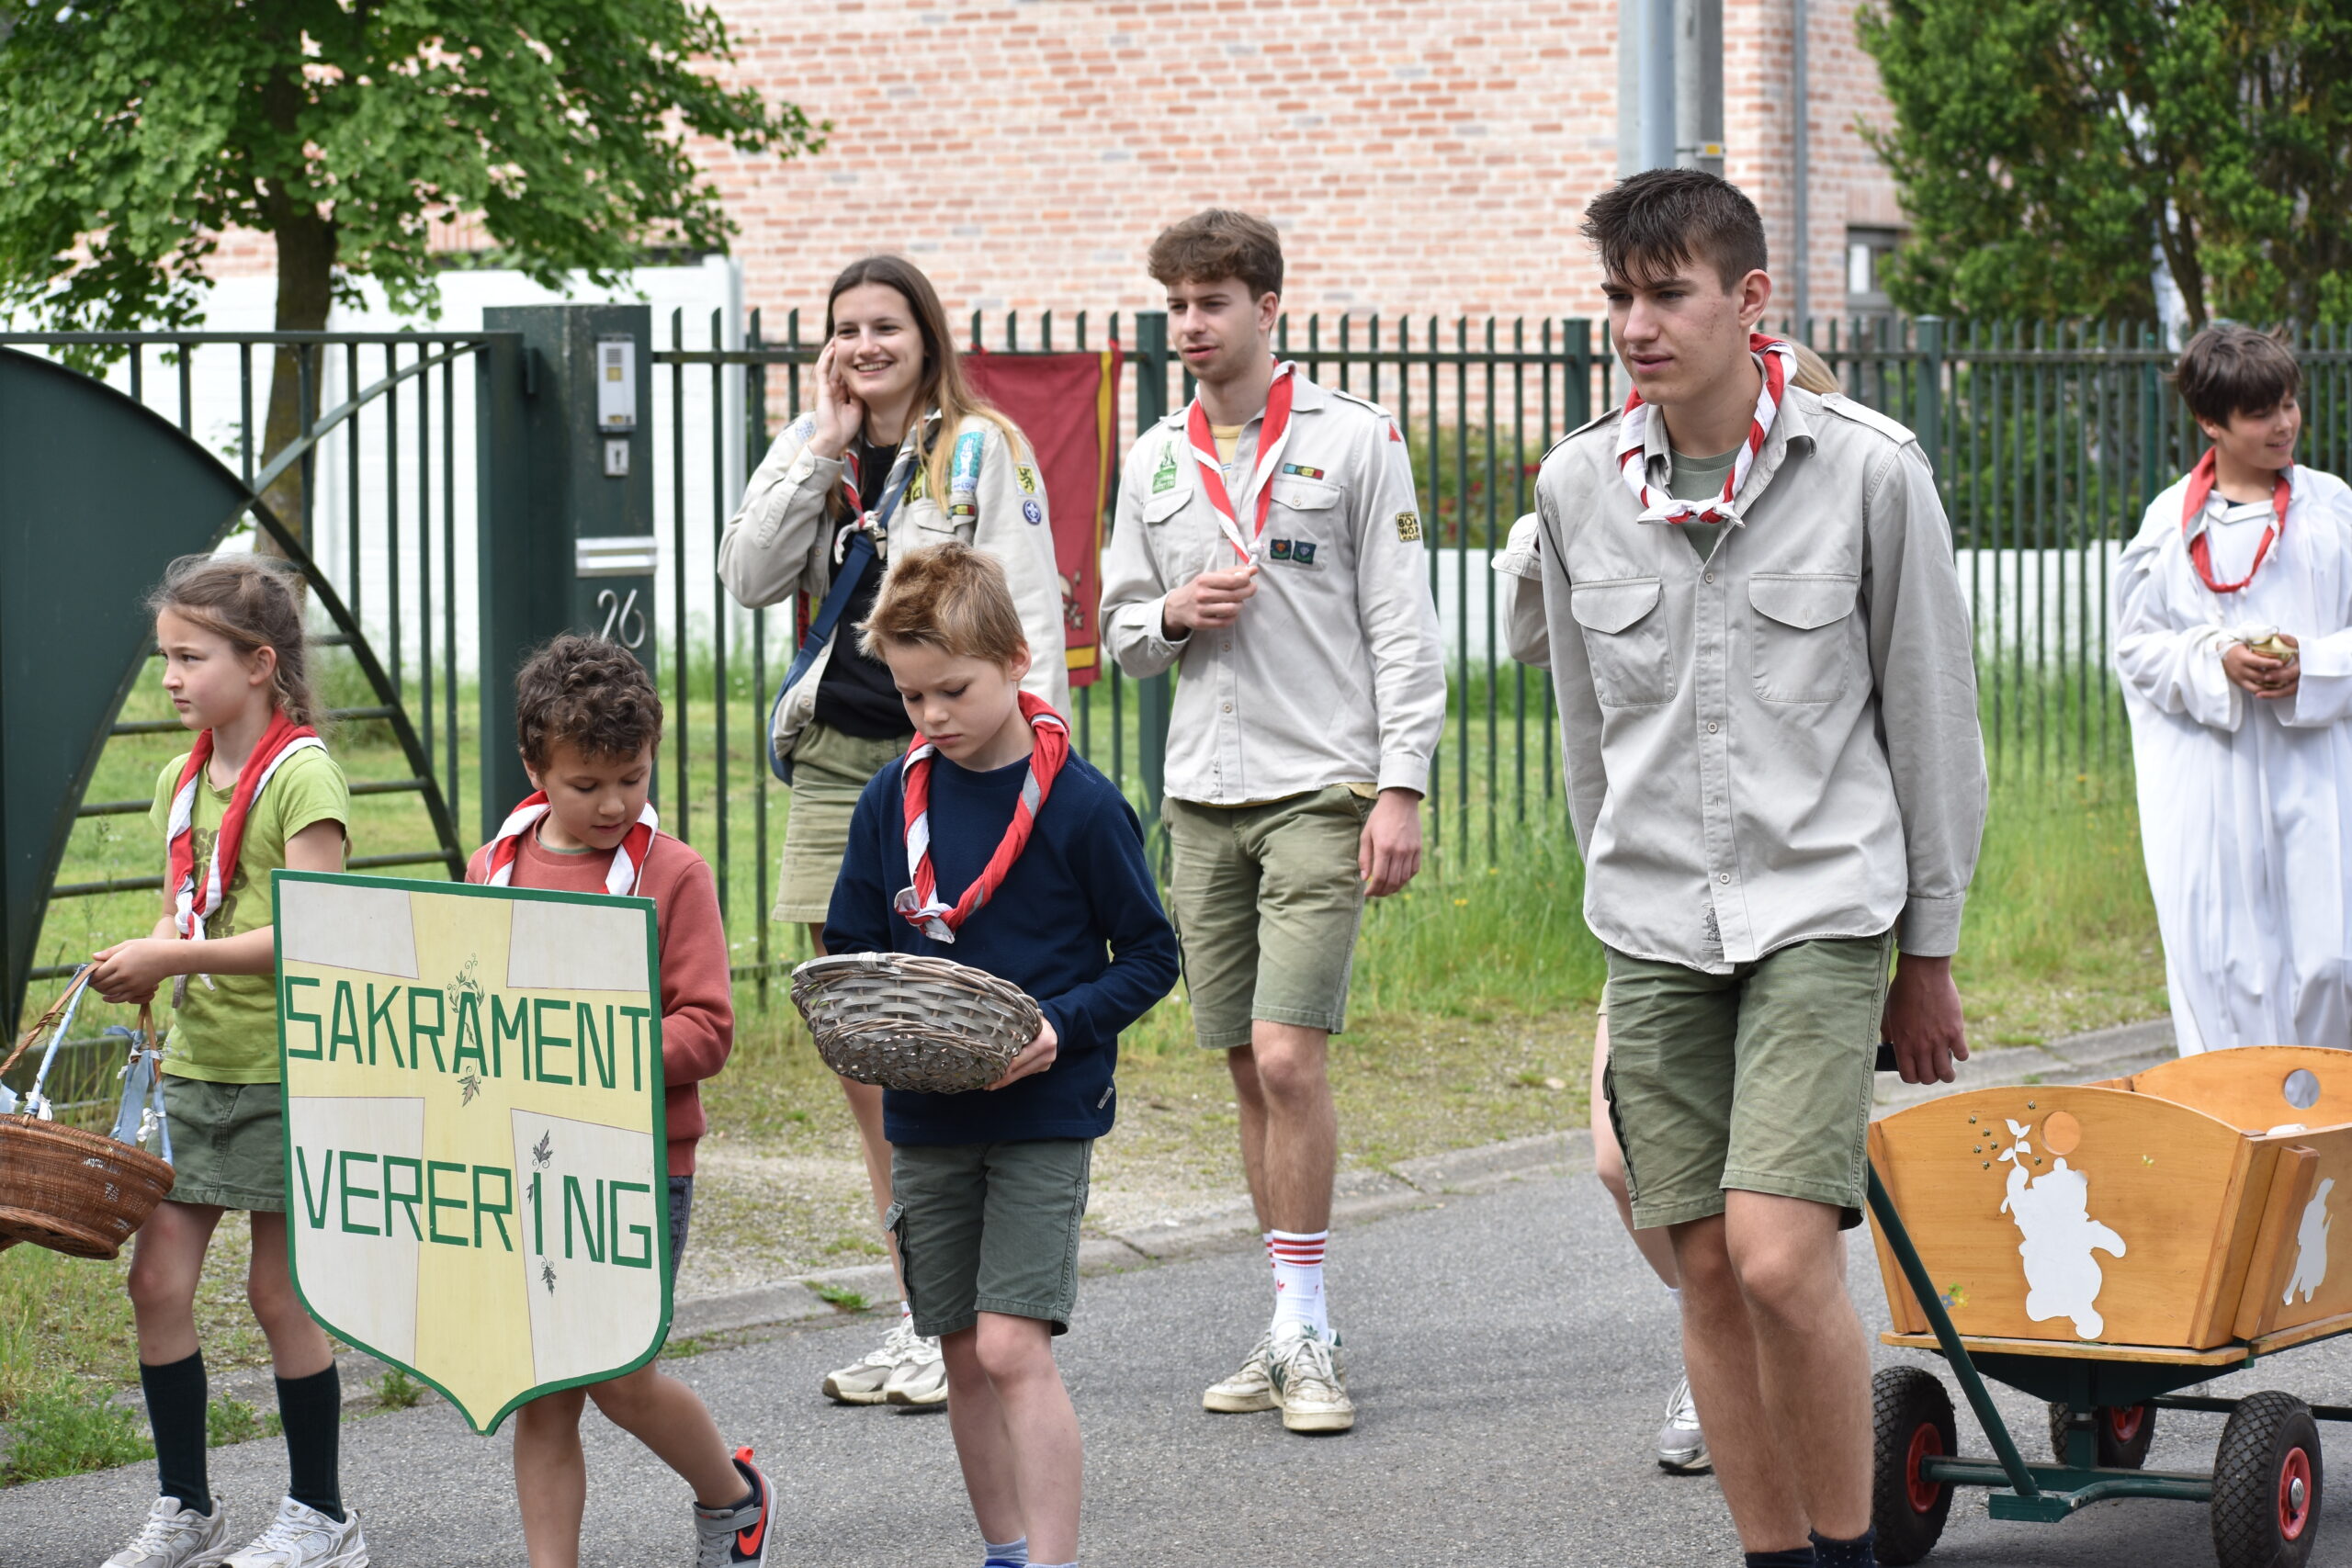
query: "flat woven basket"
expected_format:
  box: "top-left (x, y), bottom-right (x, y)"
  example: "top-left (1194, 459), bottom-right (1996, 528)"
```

top-left (0, 974), bottom-right (175, 1260)
top-left (791, 953), bottom-right (1041, 1095)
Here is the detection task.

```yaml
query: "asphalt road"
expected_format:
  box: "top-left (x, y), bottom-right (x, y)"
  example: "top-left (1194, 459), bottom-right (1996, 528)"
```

top-left (11, 1168), bottom-right (2352, 1567)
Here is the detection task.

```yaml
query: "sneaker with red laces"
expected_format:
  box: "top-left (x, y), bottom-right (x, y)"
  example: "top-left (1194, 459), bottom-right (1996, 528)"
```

top-left (694, 1450), bottom-right (773, 1568)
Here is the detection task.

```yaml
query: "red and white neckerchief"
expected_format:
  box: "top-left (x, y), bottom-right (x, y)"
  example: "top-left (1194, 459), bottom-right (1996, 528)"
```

top-left (1616, 333), bottom-right (1797, 525)
top-left (165, 712), bottom-right (326, 955)
top-left (482, 793), bottom-right (659, 897)
top-left (892, 694), bottom-right (1070, 943)
top-left (831, 432), bottom-right (921, 564)
top-left (1186, 361), bottom-right (1298, 562)
top-left (2181, 447), bottom-right (2292, 595)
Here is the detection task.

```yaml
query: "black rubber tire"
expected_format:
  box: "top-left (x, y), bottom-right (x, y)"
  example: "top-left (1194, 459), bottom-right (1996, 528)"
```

top-left (2211, 1390), bottom-right (2323, 1568)
top-left (2046, 1401), bottom-right (2159, 1469)
top-left (1873, 1365), bottom-right (1958, 1566)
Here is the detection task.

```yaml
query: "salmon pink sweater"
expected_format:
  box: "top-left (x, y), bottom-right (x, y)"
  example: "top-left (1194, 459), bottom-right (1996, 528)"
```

top-left (465, 828), bottom-right (732, 1176)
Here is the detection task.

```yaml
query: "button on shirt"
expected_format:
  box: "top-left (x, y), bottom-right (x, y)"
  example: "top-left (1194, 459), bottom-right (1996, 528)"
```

top-left (1532, 388), bottom-right (1987, 972)
top-left (1100, 372), bottom-right (1446, 805)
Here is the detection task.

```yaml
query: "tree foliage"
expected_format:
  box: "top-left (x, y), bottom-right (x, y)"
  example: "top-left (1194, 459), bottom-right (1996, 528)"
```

top-left (0, 0), bottom-right (823, 336)
top-left (1858, 0), bottom-right (2352, 329)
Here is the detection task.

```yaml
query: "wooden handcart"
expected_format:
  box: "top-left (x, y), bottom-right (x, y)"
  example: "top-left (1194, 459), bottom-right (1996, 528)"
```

top-left (1868, 1045), bottom-right (2352, 1567)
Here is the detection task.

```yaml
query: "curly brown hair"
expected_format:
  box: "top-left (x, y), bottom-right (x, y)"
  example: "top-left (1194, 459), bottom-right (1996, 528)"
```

top-left (1147, 209), bottom-right (1284, 300)
top-left (513, 635), bottom-right (664, 771)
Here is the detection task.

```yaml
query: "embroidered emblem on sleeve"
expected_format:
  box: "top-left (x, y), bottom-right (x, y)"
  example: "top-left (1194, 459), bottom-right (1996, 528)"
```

top-left (1395, 511), bottom-right (1423, 542)
top-left (1022, 499), bottom-right (1045, 525)
top-left (1016, 464), bottom-right (1040, 494)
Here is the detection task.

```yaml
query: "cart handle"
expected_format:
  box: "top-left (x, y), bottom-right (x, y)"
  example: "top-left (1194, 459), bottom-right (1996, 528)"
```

top-left (1868, 1042), bottom-right (2043, 1499)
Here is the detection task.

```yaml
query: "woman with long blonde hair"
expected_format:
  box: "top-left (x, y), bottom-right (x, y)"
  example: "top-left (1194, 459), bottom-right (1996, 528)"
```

top-left (718, 255), bottom-right (1066, 1410)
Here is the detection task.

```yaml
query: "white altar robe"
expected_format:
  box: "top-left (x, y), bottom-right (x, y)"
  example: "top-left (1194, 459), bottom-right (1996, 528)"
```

top-left (2114, 464), bottom-right (2352, 1055)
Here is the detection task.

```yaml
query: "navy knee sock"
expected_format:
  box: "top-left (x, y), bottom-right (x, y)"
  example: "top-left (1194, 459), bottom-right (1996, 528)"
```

top-left (139, 1351), bottom-right (210, 1516)
top-left (275, 1366), bottom-right (345, 1522)
top-left (1810, 1529), bottom-right (1874, 1568)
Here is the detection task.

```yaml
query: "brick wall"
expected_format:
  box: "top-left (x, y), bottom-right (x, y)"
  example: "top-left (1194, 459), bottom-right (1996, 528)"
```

top-left (206, 0), bottom-right (1904, 334)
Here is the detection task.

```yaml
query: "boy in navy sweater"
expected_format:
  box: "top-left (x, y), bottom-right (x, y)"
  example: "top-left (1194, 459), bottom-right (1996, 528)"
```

top-left (825, 540), bottom-right (1178, 1568)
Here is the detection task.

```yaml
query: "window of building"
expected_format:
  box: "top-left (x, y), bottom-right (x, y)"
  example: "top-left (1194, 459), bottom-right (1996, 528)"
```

top-left (1845, 227), bottom-right (1902, 316)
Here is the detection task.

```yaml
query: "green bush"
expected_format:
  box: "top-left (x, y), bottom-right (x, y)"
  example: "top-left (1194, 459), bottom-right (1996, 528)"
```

top-left (3, 1376), bottom-right (152, 1484)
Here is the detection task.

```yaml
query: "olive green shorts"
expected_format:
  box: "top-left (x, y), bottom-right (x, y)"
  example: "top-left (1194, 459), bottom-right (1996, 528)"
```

top-left (773, 720), bottom-right (910, 924)
top-left (1601, 932), bottom-right (1894, 1231)
top-left (888, 1138), bottom-right (1092, 1337)
top-left (160, 1076), bottom-right (287, 1213)
top-left (1162, 786), bottom-right (1372, 1051)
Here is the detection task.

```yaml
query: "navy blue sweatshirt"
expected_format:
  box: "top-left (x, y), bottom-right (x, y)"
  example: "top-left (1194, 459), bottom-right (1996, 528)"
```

top-left (823, 748), bottom-right (1179, 1145)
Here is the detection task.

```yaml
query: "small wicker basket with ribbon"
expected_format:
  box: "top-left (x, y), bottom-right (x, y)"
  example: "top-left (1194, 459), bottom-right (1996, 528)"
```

top-left (790, 952), bottom-right (1041, 1095)
top-left (0, 966), bottom-right (175, 1259)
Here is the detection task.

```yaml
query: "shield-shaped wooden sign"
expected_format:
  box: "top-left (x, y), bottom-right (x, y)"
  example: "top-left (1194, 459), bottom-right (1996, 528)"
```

top-left (273, 871), bottom-right (669, 1433)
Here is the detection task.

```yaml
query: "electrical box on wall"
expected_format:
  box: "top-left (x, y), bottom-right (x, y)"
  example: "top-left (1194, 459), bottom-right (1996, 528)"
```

top-left (596, 337), bottom-right (637, 432)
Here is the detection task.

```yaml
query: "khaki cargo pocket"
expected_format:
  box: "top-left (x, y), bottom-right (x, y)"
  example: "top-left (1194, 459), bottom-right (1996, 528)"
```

top-left (1569, 576), bottom-right (1673, 708)
top-left (1748, 573), bottom-right (1859, 704)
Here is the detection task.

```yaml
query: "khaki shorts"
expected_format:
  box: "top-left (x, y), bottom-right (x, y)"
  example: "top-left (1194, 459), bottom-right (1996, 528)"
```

top-left (1601, 932), bottom-right (1894, 1230)
top-left (773, 721), bottom-right (910, 924)
top-left (888, 1138), bottom-right (1092, 1337)
top-left (161, 1076), bottom-right (287, 1213)
top-left (1163, 786), bottom-right (1371, 1051)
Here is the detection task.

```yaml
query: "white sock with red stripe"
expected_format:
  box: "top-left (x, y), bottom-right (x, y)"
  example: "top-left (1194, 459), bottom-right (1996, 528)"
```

top-left (1268, 1228), bottom-right (1329, 1337)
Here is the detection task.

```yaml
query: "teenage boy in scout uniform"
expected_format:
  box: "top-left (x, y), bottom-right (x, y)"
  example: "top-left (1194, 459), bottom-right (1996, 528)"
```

top-left (1534, 168), bottom-right (1984, 1568)
top-left (1101, 209), bottom-right (1446, 1435)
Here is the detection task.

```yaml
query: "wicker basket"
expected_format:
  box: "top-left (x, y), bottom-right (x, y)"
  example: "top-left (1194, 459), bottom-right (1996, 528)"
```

top-left (791, 952), bottom-right (1041, 1094)
top-left (0, 970), bottom-right (175, 1260)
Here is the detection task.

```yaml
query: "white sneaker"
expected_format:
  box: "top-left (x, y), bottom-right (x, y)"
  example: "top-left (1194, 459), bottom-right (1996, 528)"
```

top-left (820, 1319), bottom-right (922, 1404)
top-left (881, 1336), bottom-right (947, 1406)
top-left (1268, 1324), bottom-right (1354, 1434)
top-left (1202, 1331), bottom-right (1278, 1414)
top-left (1657, 1372), bottom-right (1712, 1473)
top-left (219, 1498), bottom-right (367, 1568)
top-left (102, 1496), bottom-right (230, 1568)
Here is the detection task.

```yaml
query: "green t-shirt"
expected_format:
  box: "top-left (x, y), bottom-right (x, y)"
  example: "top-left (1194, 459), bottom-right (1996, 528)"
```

top-left (1668, 445), bottom-right (1742, 561)
top-left (146, 745), bottom-right (350, 1083)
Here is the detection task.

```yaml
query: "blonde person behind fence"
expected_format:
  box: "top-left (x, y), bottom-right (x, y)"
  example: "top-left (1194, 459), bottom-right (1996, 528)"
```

top-left (717, 254), bottom-right (1067, 1409)
top-left (86, 555), bottom-right (364, 1568)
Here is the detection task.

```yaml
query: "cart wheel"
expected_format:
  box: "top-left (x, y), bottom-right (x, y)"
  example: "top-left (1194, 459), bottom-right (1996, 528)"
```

top-left (2045, 1401), bottom-right (2159, 1469)
top-left (1873, 1366), bottom-right (1957, 1565)
top-left (2211, 1391), bottom-right (2323, 1568)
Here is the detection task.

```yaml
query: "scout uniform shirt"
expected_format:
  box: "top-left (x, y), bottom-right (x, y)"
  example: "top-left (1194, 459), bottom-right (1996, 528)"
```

top-left (1099, 369), bottom-right (1445, 805)
top-left (717, 410), bottom-right (1069, 770)
top-left (1532, 386), bottom-right (1987, 973)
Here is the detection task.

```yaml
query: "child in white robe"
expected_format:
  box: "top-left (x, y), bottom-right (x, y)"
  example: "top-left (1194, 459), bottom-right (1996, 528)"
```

top-left (2114, 325), bottom-right (2352, 1055)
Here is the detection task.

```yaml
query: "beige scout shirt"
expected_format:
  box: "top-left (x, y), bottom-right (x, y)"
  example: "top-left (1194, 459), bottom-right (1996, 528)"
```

top-left (717, 410), bottom-right (1068, 768)
top-left (1100, 371), bottom-right (1446, 805)
top-left (1532, 387), bottom-right (1986, 973)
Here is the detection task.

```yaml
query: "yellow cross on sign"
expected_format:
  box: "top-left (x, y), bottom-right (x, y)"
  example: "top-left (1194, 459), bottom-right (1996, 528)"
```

top-left (273, 873), bottom-right (668, 1434)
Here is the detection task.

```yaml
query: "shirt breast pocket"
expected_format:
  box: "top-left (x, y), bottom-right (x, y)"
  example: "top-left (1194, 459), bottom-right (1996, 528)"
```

top-left (1569, 577), bottom-right (1673, 708)
top-left (1747, 573), bottom-right (1860, 704)
top-left (1141, 488), bottom-right (1190, 527)
top-left (1266, 476), bottom-right (1342, 569)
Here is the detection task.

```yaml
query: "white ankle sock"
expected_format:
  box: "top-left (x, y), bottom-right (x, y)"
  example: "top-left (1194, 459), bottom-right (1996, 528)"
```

top-left (899, 1299), bottom-right (913, 1323)
top-left (982, 1535), bottom-right (1028, 1565)
top-left (1268, 1228), bottom-right (1329, 1336)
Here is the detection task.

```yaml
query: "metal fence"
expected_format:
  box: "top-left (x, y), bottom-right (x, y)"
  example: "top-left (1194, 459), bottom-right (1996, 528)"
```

top-left (17, 310), bottom-right (2346, 1051)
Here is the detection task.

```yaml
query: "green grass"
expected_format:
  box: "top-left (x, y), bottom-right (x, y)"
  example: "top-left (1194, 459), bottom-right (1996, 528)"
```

top-left (373, 1365), bottom-right (424, 1409)
top-left (805, 1281), bottom-right (871, 1313)
top-left (2, 1375), bottom-right (153, 1483)
top-left (206, 1394), bottom-right (280, 1447)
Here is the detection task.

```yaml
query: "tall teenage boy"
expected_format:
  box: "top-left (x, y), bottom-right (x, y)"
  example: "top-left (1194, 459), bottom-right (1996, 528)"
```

top-left (1100, 209), bottom-right (1446, 1434)
top-left (2115, 324), bottom-right (2352, 1055)
top-left (1532, 169), bottom-right (1984, 1568)
top-left (826, 541), bottom-right (1179, 1568)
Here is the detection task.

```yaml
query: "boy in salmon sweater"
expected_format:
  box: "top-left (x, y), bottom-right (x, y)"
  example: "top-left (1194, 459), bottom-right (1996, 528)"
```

top-left (468, 634), bottom-right (773, 1568)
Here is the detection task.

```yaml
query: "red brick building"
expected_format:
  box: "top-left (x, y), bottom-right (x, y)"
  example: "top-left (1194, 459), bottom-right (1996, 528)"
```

top-left (210, 1), bottom-right (1904, 332)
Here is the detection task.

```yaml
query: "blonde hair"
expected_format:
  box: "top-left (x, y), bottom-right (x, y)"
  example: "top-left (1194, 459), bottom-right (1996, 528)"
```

top-left (1787, 341), bottom-right (1840, 395)
top-left (859, 541), bottom-right (1028, 667)
top-left (824, 255), bottom-right (1026, 509)
top-left (148, 555), bottom-right (322, 728)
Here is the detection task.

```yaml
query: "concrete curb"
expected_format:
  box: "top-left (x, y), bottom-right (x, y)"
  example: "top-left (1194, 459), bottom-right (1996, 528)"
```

top-left (193, 1017), bottom-right (2173, 1415)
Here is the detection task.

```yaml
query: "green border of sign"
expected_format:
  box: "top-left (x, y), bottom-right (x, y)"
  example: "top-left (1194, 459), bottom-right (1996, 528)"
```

top-left (271, 868), bottom-right (671, 1435)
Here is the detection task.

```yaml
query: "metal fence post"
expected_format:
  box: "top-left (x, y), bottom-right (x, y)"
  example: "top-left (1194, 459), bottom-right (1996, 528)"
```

top-left (1565, 318), bottom-right (1593, 429)
top-left (478, 306), bottom-right (657, 840)
top-left (1132, 310), bottom-right (1173, 818)
top-left (1914, 314), bottom-right (1945, 483)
